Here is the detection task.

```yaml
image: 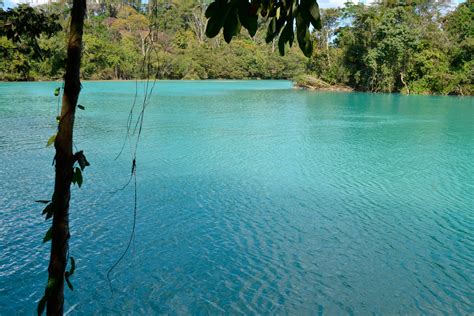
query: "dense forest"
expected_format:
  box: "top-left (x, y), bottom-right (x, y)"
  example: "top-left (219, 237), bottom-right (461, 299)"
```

top-left (0, 0), bottom-right (472, 95)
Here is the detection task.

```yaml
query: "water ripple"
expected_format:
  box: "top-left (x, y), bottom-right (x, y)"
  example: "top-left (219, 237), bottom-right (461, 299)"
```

top-left (0, 82), bottom-right (473, 314)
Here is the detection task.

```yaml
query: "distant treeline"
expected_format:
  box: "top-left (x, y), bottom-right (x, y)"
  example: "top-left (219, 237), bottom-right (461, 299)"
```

top-left (0, 0), bottom-right (472, 95)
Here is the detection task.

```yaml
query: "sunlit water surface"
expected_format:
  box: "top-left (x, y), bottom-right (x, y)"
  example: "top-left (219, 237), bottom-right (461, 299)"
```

top-left (0, 81), bottom-right (473, 314)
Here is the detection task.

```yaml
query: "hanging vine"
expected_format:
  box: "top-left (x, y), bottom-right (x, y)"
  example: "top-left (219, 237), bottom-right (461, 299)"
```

top-left (106, 8), bottom-right (160, 290)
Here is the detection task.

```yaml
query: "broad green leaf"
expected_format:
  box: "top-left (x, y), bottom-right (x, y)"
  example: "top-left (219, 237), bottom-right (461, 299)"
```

top-left (46, 134), bottom-right (56, 147)
top-left (308, 0), bottom-right (322, 29)
top-left (205, 1), bottom-right (218, 18)
top-left (301, 0), bottom-right (322, 30)
top-left (64, 257), bottom-right (75, 291)
top-left (246, 15), bottom-right (258, 37)
top-left (205, 16), bottom-right (225, 38)
top-left (43, 227), bottom-right (52, 243)
top-left (238, 1), bottom-right (258, 37)
top-left (205, 0), bottom-right (229, 38)
top-left (223, 7), bottom-right (241, 43)
top-left (72, 167), bottom-right (83, 188)
top-left (296, 12), bottom-right (313, 57)
top-left (278, 21), bottom-right (294, 56)
top-left (65, 274), bottom-right (74, 291)
top-left (42, 203), bottom-right (54, 220)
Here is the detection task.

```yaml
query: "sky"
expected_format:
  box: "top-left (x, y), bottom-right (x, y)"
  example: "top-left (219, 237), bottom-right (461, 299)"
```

top-left (2, 0), bottom-right (465, 11)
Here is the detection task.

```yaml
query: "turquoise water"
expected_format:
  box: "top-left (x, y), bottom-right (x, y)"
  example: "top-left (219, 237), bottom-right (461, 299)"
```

top-left (0, 81), bottom-right (473, 314)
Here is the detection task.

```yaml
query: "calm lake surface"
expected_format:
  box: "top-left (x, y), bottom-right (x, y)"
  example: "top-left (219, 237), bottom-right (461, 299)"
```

top-left (0, 81), bottom-right (473, 314)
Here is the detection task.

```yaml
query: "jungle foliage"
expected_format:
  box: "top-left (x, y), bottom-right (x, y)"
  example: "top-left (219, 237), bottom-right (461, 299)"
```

top-left (0, 0), bottom-right (472, 95)
top-left (309, 1), bottom-right (473, 95)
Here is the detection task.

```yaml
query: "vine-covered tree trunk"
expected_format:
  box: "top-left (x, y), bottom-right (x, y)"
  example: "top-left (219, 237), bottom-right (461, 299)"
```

top-left (47, 0), bottom-right (86, 314)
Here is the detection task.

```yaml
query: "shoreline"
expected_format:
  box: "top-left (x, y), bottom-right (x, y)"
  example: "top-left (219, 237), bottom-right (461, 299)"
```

top-left (293, 75), bottom-right (354, 92)
top-left (0, 78), bottom-right (293, 83)
top-left (0, 79), bottom-right (471, 97)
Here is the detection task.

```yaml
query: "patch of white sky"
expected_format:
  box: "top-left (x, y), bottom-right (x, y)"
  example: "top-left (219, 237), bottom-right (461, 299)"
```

top-left (318, 0), bottom-right (365, 8)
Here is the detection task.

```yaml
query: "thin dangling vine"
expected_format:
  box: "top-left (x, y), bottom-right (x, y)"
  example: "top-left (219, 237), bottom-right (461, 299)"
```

top-left (106, 9), bottom-right (161, 290)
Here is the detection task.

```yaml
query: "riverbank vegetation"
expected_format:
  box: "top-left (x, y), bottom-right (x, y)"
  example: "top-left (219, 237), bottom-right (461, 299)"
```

top-left (0, 0), bottom-right (472, 95)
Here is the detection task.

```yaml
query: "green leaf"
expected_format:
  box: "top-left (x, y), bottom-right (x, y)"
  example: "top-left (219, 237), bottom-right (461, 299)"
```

top-left (299, 0), bottom-right (322, 30)
top-left (72, 167), bottom-right (83, 188)
top-left (64, 257), bottom-right (75, 291)
top-left (238, 1), bottom-right (258, 37)
top-left (205, 16), bottom-right (225, 38)
top-left (278, 20), bottom-right (294, 56)
top-left (300, 0), bottom-right (321, 30)
top-left (308, 0), bottom-right (322, 29)
top-left (46, 134), bottom-right (56, 147)
top-left (37, 295), bottom-right (46, 316)
top-left (296, 12), bottom-right (313, 57)
top-left (278, 35), bottom-right (291, 56)
top-left (205, 0), bottom-right (229, 38)
top-left (69, 257), bottom-right (76, 275)
top-left (75, 151), bottom-right (90, 171)
top-left (54, 87), bottom-right (60, 96)
top-left (43, 227), bottom-right (52, 243)
top-left (246, 15), bottom-right (258, 37)
top-left (77, 104), bottom-right (85, 110)
top-left (205, 1), bottom-right (218, 18)
top-left (42, 203), bottom-right (54, 220)
top-left (223, 7), bottom-right (241, 43)
top-left (65, 273), bottom-right (74, 291)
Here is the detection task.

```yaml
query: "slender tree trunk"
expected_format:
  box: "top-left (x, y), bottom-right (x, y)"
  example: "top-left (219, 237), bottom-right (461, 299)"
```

top-left (47, 0), bottom-right (86, 314)
top-left (400, 72), bottom-right (409, 95)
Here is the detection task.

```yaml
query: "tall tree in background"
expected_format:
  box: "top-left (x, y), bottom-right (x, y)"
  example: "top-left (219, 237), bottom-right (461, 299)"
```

top-left (0, 5), bottom-right (61, 80)
top-left (443, 0), bottom-right (473, 95)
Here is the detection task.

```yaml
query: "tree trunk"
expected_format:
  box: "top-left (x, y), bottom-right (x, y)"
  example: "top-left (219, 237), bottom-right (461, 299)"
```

top-left (400, 72), bottom-right (409, 95)
top-left (46, 0), bottom-right (86, 314)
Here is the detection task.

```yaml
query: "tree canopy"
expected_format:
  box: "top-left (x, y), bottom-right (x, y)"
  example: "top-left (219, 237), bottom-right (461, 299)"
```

top-left (0, 5), bottom-right (61, 79)
top-left (0, 0), bottom-right (472, 95)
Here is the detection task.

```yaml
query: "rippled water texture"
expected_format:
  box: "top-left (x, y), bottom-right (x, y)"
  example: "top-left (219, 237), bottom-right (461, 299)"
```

top-left (0, 81), bottom-right (473, 314)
